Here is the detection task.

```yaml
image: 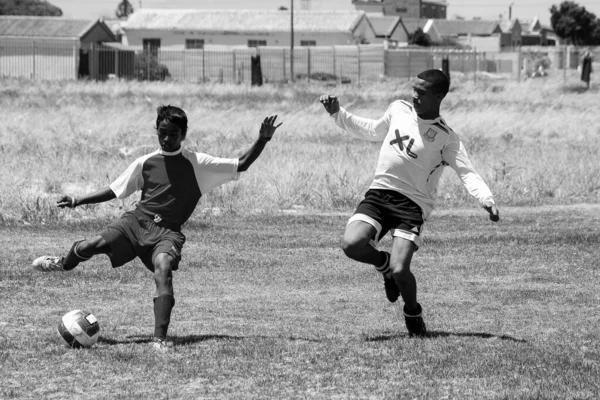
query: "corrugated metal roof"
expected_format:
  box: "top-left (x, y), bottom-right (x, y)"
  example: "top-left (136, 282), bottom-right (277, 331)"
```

top-left (430, 19), bottom-right (501, 36)
top-left (366, 13), bottom-right (400, 37)
top-left (0, 16), bottom-right (95, 38)
top-left (123, 9), bottom-right (366, 33)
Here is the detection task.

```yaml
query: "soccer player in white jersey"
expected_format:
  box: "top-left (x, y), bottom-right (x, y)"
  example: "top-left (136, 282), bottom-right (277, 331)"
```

top-left (32, 105), bottom-right (282, 351)
top-left (320, 69), bottom-right (499, 337)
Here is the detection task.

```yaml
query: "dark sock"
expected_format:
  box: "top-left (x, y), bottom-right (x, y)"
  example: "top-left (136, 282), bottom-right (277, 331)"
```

top-left (62, 240), bottom-right (91, 271)
top-left (153, 294), bottom-right (175, 340)
top-left (403, 303), bottom-right (422, 317)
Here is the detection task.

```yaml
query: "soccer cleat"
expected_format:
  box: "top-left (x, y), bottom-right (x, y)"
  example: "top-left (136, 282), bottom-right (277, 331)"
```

top-left (383, 276), bottom-right (400, 303)
top-left (32, 256), bottom-right (65, 272)
top-left (403, 304), bottom-right (428, 337)
top-left (151, 337), bottom-right (173, 353)
top-left (379, 252), bottom-right (400, 303)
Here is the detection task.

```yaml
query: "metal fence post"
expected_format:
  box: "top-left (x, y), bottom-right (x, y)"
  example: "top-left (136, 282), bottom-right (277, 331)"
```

top-left (115, 47), bottom-right (119, 79)
top-left (407, 50), bottom-right (411, 79)
top-left (32, 41), bottom-right (36, 79)
top-left (283, 48), bottom-right (287, 82)
top-left (332, 46), bottom-right (336, 83)
top-left (307, 46), bottom-right (311, 83)
top-left (232, 50), bottom-right (236, 83)
top-left (202, 48), bottom-right (206, 83)
top-left (473, 49), bottom-right (477, 83)
top-left (73, 45), bottom-right (78, 80)
top-left (182, 49), bottom-right (186, 81)
top-left (357, 45), bottom-right (361, 86)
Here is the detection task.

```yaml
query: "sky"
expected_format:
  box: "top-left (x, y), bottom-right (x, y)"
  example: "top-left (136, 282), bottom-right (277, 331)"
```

top-left (50, 0), bottom-right (600, 26)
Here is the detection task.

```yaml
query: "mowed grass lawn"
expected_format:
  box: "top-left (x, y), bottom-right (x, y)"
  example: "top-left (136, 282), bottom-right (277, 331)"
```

top-left (1, 205), bottom-right (599, 399)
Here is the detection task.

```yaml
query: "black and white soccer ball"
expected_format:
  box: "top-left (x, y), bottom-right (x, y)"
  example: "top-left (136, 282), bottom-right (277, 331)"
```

top-left (57, 310), bottom-right (100, 348)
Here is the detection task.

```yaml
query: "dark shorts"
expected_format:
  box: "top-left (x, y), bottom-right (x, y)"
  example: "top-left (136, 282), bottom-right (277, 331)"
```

top-left (349, 189), bottom-right (424, 248)
top-left (99, 209), bottom-right (186, 272)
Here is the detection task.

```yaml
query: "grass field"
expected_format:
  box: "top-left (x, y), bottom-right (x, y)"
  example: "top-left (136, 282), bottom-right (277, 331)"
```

top-left (1, 75), bottom-right (599, 398)
top-left (1, 205), bottom-right (599, 399)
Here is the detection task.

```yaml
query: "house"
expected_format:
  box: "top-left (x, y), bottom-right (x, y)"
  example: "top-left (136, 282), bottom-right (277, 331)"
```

top-left (498, 19), bottom-right (522, 49)
top-left (121, 9), bottom-right (375, 49)
top-left (423, 19), bottom-right (504, 50)
top-left (353, 0), bottom-right (447, 19)
top-left (520, 17), bottom-right (555, 46)
top-left (0, 15), bottom-right (116, 46)
top-left (366, 13), bottom-right (410, 46)
top-left (0, 16), bottom-right (116, 79)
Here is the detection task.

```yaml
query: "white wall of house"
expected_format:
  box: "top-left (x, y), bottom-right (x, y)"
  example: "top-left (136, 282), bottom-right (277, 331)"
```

top-left (457, 35), bottom-right (501, 52)
top-left (124, 26), bottom-right (371, 48)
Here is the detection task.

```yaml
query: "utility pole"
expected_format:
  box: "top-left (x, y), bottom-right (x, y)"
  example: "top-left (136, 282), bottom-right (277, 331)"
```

top-left (508, 2), bottom-right (513, 20)
top-left (290, 0), bottom-right (294, 82)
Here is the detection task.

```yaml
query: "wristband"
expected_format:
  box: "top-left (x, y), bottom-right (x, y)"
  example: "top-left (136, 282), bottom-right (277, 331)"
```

top-left (71, 197), bottom-right (78, 208)
top-left (258, 137), bottom-right (271, 143)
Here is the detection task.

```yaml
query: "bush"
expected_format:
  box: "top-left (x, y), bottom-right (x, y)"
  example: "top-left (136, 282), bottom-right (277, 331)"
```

top-left (295, 72), bottom-right (351, 84)
top-left (133, 52), bottom-right (170, 81)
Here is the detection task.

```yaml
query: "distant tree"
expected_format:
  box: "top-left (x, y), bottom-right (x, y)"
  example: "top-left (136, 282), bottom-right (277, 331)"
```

top-left (409, 28), bottom-right (432, 47)
top-left (115, 0), bottom-right (134, 19)
top-left (0, 0), bottom-right (62, 16)
top-left (550, 1), bottom-right (598, 45)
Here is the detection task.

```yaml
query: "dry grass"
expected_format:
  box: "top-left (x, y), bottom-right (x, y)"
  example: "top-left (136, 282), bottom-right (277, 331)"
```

top-left (1, 206), bottom-right (599, 399)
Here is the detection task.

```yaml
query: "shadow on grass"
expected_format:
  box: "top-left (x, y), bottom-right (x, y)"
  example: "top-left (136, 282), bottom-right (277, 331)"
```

top-left (98, 333), bottom-right (321, 346)
top-left (365, 331), bottom-right (526, 343)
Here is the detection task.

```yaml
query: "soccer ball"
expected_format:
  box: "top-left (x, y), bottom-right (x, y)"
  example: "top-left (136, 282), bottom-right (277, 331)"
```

top-left (57, 310), bottom-right (100, 348)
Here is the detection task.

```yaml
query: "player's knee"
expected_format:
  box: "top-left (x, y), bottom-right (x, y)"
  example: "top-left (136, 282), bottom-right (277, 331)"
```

top-left (342, 230), bottom-right (372, 257)
top-left (153, 256), bottom-right (174, 283)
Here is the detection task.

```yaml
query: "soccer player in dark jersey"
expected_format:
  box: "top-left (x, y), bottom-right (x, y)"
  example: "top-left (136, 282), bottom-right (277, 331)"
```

top-left (32, 105), bottom-right (282, 351)
top-left (320, 70), bottom-right (500, 337)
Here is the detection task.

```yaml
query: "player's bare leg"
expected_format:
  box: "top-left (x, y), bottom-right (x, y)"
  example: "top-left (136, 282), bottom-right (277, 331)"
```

top-left (342, 220), bottom-right (399, 302)
top-left (390, 237), bottom-right (427, 337)
top-left (152, 253), bottom-right (176, 352)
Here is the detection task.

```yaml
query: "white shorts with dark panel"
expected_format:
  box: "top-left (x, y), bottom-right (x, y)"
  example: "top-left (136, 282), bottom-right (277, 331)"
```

top-left (348, 189), bottom-right (424, 249)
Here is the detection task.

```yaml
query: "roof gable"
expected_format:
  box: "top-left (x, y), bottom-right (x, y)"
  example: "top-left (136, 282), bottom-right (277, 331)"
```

top-left (401, 18), bottom-right (429, 34)
top-left (123, 9), bottom-right (366, 34)
top-left (366, 13), bottom-right (401, 37)
top-left (0, 16), bottom-right (103, 38)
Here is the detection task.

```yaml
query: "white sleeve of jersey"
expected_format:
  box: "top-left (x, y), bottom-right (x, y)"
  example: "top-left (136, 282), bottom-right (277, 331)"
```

top-left (443, 139), bottom-right (495, 205)
top-left (192, 153), bottom-right (240, 194)
top-left (109, 157), bottom-right (146, 199)
top-left (331, 105), bottom-right (391, 142)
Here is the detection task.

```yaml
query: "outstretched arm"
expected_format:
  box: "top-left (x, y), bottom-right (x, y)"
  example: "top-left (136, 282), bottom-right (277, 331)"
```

top-left (237, 115), bottom-right (282, 172)
top-left (57, 186), bottom-right (116, 209)
top-left (319, 94), bottom-right (390, 141)
top-left (444, 141), bottom-right (500, 223)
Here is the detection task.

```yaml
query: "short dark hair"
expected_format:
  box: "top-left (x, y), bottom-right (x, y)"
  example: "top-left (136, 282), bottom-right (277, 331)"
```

top-left (417, 69), bottom-right (450, 95)
top-left (156, 105), bottom-right (188, 135)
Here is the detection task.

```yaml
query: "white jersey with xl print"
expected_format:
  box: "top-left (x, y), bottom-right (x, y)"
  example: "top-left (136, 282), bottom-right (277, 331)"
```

top-left (332, 100), bottom-right (494, 220)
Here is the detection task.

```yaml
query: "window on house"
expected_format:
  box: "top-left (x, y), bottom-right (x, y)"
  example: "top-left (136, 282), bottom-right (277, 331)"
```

top-left (143, 39), bottom-right (161, 57)
top-left (185, 39), bottom-right (204, 49)
top-left (248, 40), bottom-right (267, 48)
top-left (396, 7), bottom-right (408, 13)
top-left (300, 40), bottom-right (316, 46)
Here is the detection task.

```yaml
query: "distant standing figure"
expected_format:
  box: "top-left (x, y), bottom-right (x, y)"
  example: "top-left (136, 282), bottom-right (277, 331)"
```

top-left (581, 51), bottom-right (593, 89)
top-left (32, 105), bottom-right (282, 351)
top-left (320, 69), bottom-right (499, 337)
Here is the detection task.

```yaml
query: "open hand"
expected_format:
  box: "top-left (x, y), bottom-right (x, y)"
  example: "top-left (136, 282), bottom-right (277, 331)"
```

top-left (57, 195), bottom-right (77, 208)
top-left (482, 200), bottom-right (499, 222)
top-left (319, 94), bottom-right (340, 115)
top-left (259, 115), bottom-right (282, 142)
